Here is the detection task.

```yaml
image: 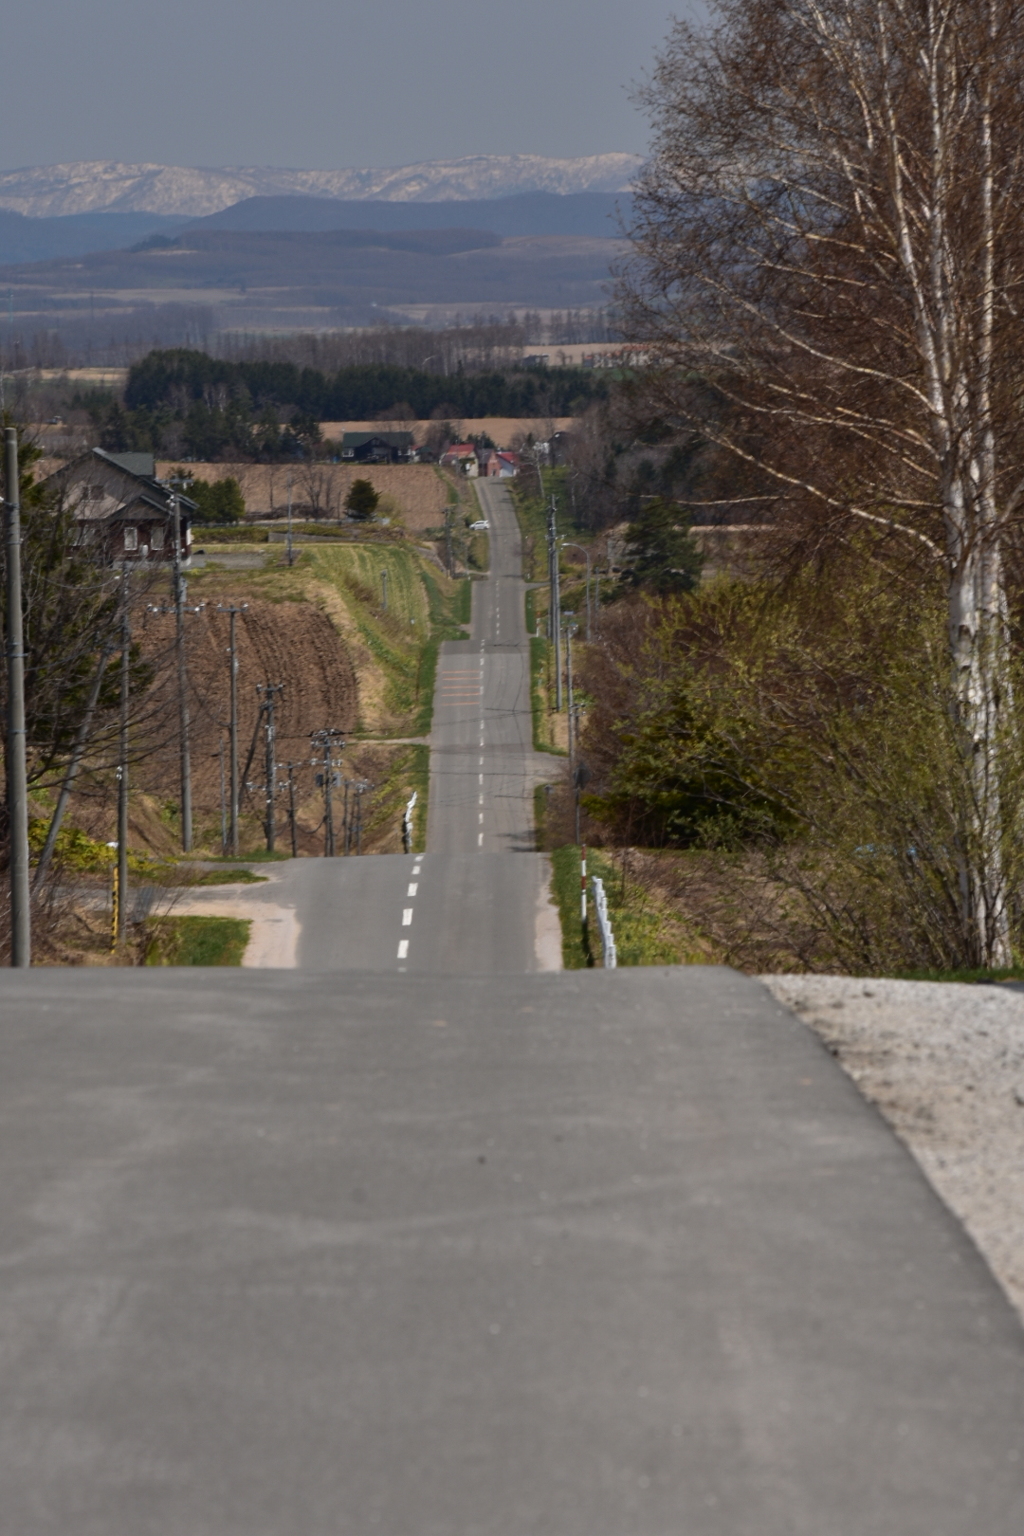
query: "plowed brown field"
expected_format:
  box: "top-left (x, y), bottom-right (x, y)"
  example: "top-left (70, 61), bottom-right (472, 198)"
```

top-left (137, 596), bottom-right (360, 843)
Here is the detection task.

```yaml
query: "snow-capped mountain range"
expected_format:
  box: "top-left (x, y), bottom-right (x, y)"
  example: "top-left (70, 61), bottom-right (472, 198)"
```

top-left (0, 155), bottom-right (642, 220)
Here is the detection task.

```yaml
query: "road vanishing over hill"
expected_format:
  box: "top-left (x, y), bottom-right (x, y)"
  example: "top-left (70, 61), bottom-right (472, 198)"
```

top-left (219, 475), bottom-right (558, 972)
top-left (1, 481), bottom-right (1023, 1532)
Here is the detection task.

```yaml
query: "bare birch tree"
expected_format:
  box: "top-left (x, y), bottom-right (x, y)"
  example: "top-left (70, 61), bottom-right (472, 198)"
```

top-left (621, 0), bottom-right (1024, 965)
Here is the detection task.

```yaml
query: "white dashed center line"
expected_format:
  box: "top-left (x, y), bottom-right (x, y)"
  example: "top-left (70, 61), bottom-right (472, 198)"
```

top-left (397, 939), bottom-right (409, 959)
top-left (478, 812), bottom-right (484, 823)
top-left (407, 883), bottom-right (418, 896)
top-left (402, 908), bottom-right (413, 926)
top-left (478, 832), bottom-right (484, 846)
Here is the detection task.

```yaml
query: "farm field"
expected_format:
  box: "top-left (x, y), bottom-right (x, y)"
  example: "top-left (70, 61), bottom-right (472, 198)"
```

top-left (156, 460), bottom-right (463, 533)
top-left (317, 417), bottom-right (574, 446)
top-left (42, 537), bottom-right (464, 880)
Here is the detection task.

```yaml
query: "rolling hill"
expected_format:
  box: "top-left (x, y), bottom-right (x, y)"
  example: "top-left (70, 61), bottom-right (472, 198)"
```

top-left (0, 225), bottom-right (625, 337)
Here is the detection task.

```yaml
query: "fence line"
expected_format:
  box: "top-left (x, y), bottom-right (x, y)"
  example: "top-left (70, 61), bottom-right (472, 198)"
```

top-left (591, 875), bottom-right (617, 969)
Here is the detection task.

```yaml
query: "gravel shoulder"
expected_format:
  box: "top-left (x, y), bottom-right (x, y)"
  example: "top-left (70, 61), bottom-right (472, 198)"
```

top-left (761, 974), bottom-right (1024, 1324)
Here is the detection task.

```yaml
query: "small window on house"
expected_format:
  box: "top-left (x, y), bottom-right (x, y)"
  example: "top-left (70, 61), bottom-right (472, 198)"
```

top-left (123, 527), bottom-right (138, 551)
top-left (150, 525), bottom-right (164, 549)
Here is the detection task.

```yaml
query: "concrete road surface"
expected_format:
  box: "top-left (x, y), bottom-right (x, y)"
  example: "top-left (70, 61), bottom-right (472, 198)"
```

top-left (1, 964), bottom-right (1022, 1534)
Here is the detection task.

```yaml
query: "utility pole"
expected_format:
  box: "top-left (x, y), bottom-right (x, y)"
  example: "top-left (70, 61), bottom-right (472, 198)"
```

top-left (115, 596), bottom-right (130, 945)
top-left (283, 761), bottom-right (298, 857)
top-left (171, 493), bottom-right (192, 852)
top-left (256, 683), bottom-right (283, 852)
top-left (548, 497), bottom-right (562, 710)
top-left (352, 779), bottom-right (371, 855)
top-left (445, 504), bottom-right (454, 577)
top-left (4, 427), bottom-right (29, 965)
top-left (286, 472), bottom-right (294, 567)
top-left (381, 568), bottom-right (388, 612)
top-left (565, 617), bottom-right (576, 769)
top-left (217, 603), bottom-right (247, 856)
top-left (218, 737), bottom-right (227, 853)
top-left (311, 728), bottom-right (344, 856)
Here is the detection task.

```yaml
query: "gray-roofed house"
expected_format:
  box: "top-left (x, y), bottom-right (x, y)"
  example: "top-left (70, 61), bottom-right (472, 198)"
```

top-left (42, 449), bottom-right (197, 566)
top-left (339, 432), bottom-right (415, 464)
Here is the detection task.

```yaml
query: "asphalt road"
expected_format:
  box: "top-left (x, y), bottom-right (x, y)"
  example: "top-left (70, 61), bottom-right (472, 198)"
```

top-left (5, 480), bottom-right (1024, 1531)
top-left (1, 964), bottom-right (1022, 1535)
top-left (428, 476), bottom-right (547, 857)
top-left (233, 475), bottom-right (557, 973)
top-left (283, 849), bottom-right (554, 973)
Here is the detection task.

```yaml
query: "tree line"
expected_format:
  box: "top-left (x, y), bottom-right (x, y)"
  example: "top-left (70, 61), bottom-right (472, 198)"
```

top-left (553, 0), bottom-right (1024, 976)
top-left (80, 350), bottom-right (614, 461)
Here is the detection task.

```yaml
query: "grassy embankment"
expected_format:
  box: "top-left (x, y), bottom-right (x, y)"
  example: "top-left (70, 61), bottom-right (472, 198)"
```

top-left (522, 586), bottom-right (564, 755)
top-left (547, 844), bottom-right (709, 970)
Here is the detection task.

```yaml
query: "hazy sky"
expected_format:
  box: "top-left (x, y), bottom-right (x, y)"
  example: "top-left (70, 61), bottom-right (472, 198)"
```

top-left (0, 0), bottom-right (705, 172)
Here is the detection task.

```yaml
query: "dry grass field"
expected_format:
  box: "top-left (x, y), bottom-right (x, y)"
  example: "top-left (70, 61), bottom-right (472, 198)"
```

top-left (155, 460), bottom-right (464, 532)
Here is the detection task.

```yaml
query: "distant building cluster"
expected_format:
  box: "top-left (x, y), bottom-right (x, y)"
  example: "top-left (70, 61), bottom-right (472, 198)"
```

top-left (439, 445), bottom-right (519, 479)
top-left (339, 430), bottom-right (520, 478)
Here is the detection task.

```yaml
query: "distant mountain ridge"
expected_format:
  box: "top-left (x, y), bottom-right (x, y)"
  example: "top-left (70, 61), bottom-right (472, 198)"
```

top-left (187, 192), bottom-right (631, 240)
top-left (0, 155), bottom-right (642, 219)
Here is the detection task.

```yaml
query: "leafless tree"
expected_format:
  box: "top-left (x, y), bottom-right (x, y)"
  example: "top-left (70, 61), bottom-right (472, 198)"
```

top-left (296, 460), bottom-right (339, 521)
top-left (621, 0), bottom-right (1024, 965)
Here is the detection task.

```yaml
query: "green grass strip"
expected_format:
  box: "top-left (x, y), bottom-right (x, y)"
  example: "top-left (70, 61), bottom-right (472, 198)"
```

top-left (145, 915), bottom-right (250, 966)
top-left (468, 531), bottom-right (490, 571)
top-left (549, 845), bottom-right (593, 969)
top-left (193, 868), bottom-right (268, 886)
top-left (408, 742), bottom-right (430, 852)
top-left (414, 637), bottom-right (440, 735)
top-left (530, 636), bottom-right (566, 756)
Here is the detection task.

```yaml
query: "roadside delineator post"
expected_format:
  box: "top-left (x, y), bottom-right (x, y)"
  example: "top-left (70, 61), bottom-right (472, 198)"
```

top-left (403, 791), bottom-right (417, 854)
